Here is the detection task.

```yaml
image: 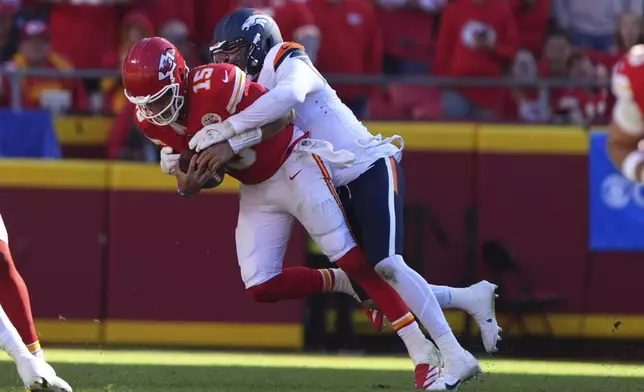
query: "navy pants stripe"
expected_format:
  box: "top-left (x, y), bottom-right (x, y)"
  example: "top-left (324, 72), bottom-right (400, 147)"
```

top-left (337, 156), bottom-right (405, 267)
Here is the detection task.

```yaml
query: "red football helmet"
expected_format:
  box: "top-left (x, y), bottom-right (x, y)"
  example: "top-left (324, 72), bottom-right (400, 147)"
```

top-left (123, 37), bottom-right (188, 126)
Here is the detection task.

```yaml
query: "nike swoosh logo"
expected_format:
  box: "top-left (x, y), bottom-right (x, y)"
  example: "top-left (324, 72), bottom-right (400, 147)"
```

top-left (223, 72), bottom-right (229, 83)
top-left (445, 380), bottom-right (461, 390)
top-left (289, 170), bottom-right (302, 180)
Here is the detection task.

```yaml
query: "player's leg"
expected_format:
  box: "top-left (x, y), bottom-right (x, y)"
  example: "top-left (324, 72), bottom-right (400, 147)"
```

top-left (236, 184), bottom-right (357, 302)
top-left (359, 157), bottom-right (500, 352)
top-left (429, 282), bottom-right (501, 353)
top-left (338, 157), bottom-right (482, 389)
top-left (284, 154), bottom-right (441, 377)
top-left (0, 215), bottom-right (41, 357)
top-left (0, 304), bottom-right (72, 391)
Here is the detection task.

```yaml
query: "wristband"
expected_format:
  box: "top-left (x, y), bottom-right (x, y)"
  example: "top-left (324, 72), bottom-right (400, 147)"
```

top-left (622, 150), bottom-right (644, 182)
top-left (228, 128), bottom-right (263, 154)
top-left (177, 188), bottom-right (193, 198)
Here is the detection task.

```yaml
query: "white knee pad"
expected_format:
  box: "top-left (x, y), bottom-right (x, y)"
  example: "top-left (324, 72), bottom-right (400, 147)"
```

top-left (312, 225), bottom-right (356, 262)
top-left (302, 197), bottom-right (356, 262)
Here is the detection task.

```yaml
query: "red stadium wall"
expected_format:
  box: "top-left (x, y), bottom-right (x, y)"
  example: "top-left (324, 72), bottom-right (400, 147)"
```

top-left (1, 122), bottom-right (643, 347)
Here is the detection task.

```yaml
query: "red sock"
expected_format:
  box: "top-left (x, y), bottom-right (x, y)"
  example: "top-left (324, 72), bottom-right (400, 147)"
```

top-left (0, 241), bottom-right (39, 351)
top-left (336, 247), bottom-right (411, 323)
top-left (247, 266), bottom-right (335, 303)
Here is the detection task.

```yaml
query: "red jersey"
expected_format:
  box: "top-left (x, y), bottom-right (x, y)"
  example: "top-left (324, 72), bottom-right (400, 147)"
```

top-left (556, 88), bottom-right (608, 124)
top-left (135, 63), bottom-right (295, 185)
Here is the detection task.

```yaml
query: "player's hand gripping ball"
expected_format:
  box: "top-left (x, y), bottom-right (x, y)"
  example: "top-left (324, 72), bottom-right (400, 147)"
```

top-left (178, 149), bottom-right (225, 189)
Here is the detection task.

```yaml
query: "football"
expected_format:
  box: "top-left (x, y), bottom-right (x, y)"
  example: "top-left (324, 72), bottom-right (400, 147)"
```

top-left (178, 148), bottom-right (225, 189)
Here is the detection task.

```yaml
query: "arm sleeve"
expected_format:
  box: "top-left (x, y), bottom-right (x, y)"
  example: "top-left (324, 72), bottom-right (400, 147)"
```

top-left (226, 56), bottom-right (324, 133)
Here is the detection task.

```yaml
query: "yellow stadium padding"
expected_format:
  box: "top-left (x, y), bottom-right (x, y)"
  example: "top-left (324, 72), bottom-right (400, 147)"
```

top-left (53, 116), bottom-right (590, 154)
top-left (366, 122), bottom-right (477, 151)
top-left (35, 319), bottom-right (302, 349)
top-left (338, 311), bottom-right (642, 339)
top-left (0, 159), bottom-right (239, 192)
top-left (477, 124), bottom-right (588, 154)
top-left (55, 116), bottom-right (112, 146)
top-left (33, 311), bottom-right (643, 349)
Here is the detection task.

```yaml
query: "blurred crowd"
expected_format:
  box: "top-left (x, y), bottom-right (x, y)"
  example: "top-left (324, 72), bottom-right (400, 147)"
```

top-left (0, 0), bottom-right (642, 158)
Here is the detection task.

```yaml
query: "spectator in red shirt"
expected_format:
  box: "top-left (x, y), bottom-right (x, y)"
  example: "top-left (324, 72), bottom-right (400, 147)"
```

top-left (538, 30), bottom-right (572, 78)
top-left (375, 0), bottom-right (446, 75)
top-left (309, 0), bottom-right (382, 118)
top-left (435, 0), bottom-right (518, 119)
top-left (0, 20), bottom-right (88, 112)
top-left (505, 49), bottom-right (549, 122)
top-left (48, 0), bottom-right (127, 71)
top-left (554, 52), bottom-right (607, 126)
top-left (510, 0), bottom-right (550, 56)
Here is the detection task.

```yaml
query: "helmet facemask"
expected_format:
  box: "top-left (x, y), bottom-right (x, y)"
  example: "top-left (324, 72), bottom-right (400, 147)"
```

top-left (126, 82), bottom-right (185, 126)
top-left (210, 36), bottom-right (260, 78)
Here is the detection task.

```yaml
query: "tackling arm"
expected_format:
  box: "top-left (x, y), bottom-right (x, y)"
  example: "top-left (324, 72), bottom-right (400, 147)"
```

top-left (227, 109), bottom-right (294, 154)
top-left (225, 55), bottom-right (325, 134)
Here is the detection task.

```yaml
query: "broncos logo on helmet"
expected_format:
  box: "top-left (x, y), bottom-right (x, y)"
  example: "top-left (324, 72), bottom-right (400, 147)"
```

top-left (211, 8), bottom-right (284, 77)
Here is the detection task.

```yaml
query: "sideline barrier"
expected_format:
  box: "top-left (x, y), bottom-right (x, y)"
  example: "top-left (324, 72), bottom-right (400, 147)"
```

top-left (2, 123), bottom-right (643, 346)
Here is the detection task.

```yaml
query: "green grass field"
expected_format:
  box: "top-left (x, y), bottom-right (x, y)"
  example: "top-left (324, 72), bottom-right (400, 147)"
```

top-left (1, 349), bottom-right (644, 392)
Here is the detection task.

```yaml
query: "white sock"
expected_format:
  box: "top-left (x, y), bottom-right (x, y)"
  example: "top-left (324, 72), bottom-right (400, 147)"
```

top-left (329, 269), bottom-right (360, 301)
top-left (394, 315), bottom-right (432, 367)
top-left (434, 329), bottom-right (464, 360)
top-left (0, 305), bottom-right (30, 361)
top-left (431, 285), bottom-right (452, 307)
top-left (375, 255), bottom-right (453, 341)
top-left (443, 287), bottom-right (473, 310)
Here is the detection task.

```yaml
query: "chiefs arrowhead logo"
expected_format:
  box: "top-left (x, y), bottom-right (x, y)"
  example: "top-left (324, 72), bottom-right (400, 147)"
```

top-left (158, 49), bottom-right (177, 82)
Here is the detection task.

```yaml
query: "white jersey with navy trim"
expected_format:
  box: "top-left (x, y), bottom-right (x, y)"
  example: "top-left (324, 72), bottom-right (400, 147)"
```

top-left (226, 42), bottom-right (401, 186)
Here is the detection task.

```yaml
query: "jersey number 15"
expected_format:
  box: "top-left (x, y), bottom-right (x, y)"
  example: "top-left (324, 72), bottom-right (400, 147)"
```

top-left (193, 68), bottom-right (213, 93)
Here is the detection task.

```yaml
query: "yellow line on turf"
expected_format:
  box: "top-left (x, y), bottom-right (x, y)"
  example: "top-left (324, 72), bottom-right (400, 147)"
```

top-left (2, 350), bottom-right (643, 378)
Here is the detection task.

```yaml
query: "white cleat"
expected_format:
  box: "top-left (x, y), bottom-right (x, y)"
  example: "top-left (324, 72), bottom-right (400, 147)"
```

top-left (424, 350), bottom-right (481, 390)
top-left (461, 280), bottom-right (501, 353)
top-left (16, 355), bottom-right (72, 392)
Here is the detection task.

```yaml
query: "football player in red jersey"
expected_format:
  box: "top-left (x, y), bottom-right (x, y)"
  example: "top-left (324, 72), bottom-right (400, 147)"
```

top-left (608, 44), bottom-right (644, 182)
top-left (122, 37), bottom-right (442, 375)
top-left (0, 214), bottom-right (72, 391)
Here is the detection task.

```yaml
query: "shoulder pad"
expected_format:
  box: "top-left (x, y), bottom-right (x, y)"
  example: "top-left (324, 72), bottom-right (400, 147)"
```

top-left (272, 42), bottom-right (307, 71)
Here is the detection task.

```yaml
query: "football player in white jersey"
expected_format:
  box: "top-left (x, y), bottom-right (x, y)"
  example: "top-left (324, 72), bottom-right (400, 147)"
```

top-left (0, 215), bottom-right (72, 391)
top-left (608, 44), bottom-right (644, 181)
top-left (189, 9), bottom-right (500, 390)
